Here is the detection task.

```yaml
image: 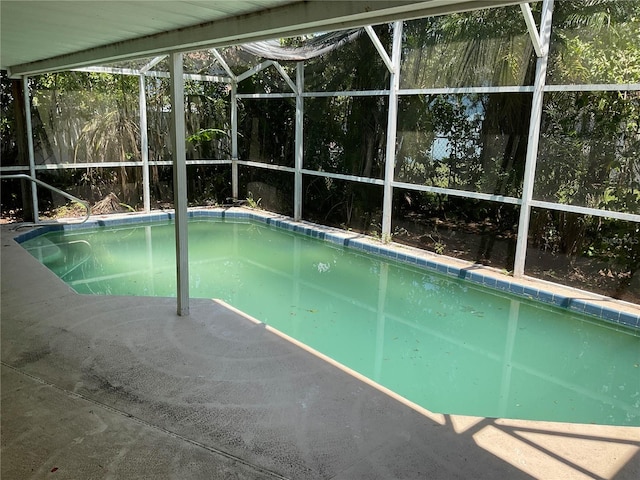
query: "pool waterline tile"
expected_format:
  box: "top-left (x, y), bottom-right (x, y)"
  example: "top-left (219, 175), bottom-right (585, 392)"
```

top-left (14, 208), bottom-right (640, 331)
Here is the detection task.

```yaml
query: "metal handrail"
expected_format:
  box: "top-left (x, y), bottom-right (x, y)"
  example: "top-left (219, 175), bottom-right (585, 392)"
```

top-left (0, 173), bottom-right (91, 224)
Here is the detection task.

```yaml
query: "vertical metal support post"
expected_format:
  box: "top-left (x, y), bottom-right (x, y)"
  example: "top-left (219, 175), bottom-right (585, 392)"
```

top-left (381, 21), bottom-right (403, 239)
top-left (231, 81), bottom-right (239, 200)
top-left (294, 62), bottom-right (304, 221)
top-left (514, 0), bottom-right (554, 277)
top-left (139, 74), bottom-right (151, 212)
top-left (23, 76), bottom-right (39, 223)
top-left (169, 52), bottom-right (190, 316)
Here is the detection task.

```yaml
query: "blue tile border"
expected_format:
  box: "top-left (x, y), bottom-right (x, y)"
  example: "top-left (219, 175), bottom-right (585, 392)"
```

top-left (13, 208), bottom-right (640, 331)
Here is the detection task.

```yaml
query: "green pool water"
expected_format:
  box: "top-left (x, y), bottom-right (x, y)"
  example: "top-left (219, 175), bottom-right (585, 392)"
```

top-left (22, 218), bottom-right (640, 426)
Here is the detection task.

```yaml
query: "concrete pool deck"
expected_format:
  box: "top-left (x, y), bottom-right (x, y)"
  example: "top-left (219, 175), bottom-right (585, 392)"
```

top-left (1, 220), bottom-right (639, 479)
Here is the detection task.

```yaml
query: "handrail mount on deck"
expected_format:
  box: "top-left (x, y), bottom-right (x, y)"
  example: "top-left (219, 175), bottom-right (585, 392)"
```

top-left (0, 174), bottom-right (91, 225)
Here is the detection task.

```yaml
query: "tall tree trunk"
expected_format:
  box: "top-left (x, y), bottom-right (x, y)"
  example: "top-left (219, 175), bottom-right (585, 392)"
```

top-left (12, 79), bottom-right (35, 222)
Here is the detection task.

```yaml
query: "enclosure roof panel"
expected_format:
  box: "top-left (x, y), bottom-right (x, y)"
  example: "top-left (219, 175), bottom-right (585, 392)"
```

top-left (1, 0), bottom-right (522, 77)
top-left (0, 0), bottom-right (294, 73)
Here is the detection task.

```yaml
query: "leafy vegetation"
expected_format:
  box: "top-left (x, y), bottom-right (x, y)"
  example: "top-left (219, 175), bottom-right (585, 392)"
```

top-left (527, 0), bottom-right (640, 300)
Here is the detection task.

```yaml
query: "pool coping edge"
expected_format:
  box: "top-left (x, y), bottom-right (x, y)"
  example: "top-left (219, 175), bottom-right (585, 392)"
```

top-left (14, 207), bottom-right (640, 331)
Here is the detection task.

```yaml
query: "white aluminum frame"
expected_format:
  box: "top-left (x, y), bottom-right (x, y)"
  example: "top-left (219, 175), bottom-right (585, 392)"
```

top-left (294, 62), bottom-right (304, 220)
top-left (5, 2), bottom-right (639, 313)
top-left (169, 52), bottom-right (190, 316)
top-left (382, 21), bottom-right (404, 238)
top-left (513, 0), bottom-right (554, 277)
top-left (139, 73), bottom-right (151, 212)
top-left (520, 3), bottom-right (544, 58)
top-left (23, 76), bottom-right (39, 222)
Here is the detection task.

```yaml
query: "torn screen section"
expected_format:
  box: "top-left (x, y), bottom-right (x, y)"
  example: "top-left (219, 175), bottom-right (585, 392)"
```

top-left (240, 29), bottom-right (363, 60)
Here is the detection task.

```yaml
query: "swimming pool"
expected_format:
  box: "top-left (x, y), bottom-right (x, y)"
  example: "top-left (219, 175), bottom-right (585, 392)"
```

top-left (18, 210), bottom-right (640, 426)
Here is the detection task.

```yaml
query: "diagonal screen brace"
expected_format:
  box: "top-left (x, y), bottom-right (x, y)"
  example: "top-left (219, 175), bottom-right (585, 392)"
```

top-left (520, 3), bottom-right (544, 58)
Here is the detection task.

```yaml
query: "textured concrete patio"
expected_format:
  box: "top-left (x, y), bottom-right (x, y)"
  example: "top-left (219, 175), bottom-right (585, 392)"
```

top-left (2, 223), bottom-right (639, 479)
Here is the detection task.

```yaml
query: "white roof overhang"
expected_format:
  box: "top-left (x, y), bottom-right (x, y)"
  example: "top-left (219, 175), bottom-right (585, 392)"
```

top-left (1, 0), bottom-right (523, 78)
